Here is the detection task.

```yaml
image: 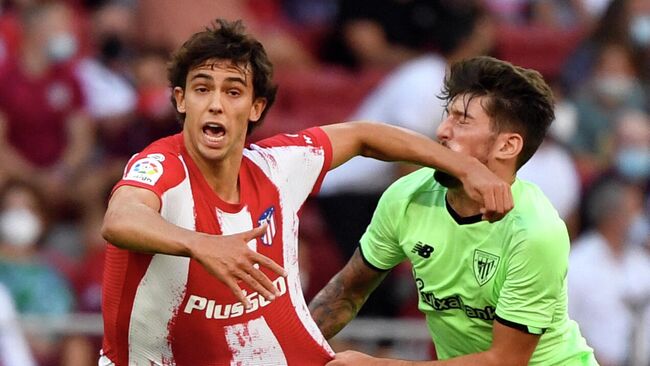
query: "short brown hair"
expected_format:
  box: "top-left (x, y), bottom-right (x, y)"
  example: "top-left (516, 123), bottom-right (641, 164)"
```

top-left (167, 19), bottom-right (278, 135)
top-left (441, 56), bottom-right (555, 168)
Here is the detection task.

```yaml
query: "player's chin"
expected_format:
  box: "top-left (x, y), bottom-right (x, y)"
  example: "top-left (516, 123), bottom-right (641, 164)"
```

top-left (197, 144), bottom-right (227, 161)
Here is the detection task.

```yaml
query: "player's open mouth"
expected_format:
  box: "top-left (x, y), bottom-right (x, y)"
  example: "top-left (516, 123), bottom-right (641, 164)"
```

top-left (202, 123), bottom-right (226, 142)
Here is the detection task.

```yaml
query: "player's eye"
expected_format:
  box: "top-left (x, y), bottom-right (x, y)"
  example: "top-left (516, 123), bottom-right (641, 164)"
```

top-left (226, 89), bottom-right (242, 97)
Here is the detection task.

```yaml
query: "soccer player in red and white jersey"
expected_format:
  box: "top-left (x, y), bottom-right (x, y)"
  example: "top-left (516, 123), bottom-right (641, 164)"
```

top-left (99, 19), bottom-right (513, 365)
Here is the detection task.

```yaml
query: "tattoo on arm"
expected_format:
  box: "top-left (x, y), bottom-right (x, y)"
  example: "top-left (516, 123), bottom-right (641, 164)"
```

top-left (309, 249), bottom-right (388, 339)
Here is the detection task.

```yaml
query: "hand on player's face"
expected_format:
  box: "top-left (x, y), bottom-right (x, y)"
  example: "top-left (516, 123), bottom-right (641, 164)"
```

top-left (438, 95), bottom-right (514, 221)
top-left (190, 223), bottom-right (287, 309)
top-left (460, 159), bottom-right (513, 222)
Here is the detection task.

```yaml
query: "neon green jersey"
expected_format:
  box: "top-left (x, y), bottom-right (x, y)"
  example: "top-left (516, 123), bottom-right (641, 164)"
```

top-left (360, 168), bottom-right (597, 365)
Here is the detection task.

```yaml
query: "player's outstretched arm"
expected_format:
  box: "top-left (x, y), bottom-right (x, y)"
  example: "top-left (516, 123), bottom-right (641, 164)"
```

top-left (320, 121), bottom-right (513, 221)
top-left (309, 249), bottom-right (388, 339)
top-left (326, 320), bottom-right (540, 366)
top-left (102, 185), bottom-right (286, 308)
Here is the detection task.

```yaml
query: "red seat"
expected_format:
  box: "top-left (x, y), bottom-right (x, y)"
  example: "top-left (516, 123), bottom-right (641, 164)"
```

top-left (494, 24), bottom-right (587, 80)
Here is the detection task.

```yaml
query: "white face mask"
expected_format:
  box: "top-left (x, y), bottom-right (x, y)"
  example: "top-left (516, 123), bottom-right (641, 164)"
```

top-left (46, 32), bottom-right (78, 63)
top-left (594, 76), bottom-right (636, 101)
top-left (615, 147), bottom-right (650, 181)
top-left (0, 208), bottom-right (43, 247)
top-left (630, 15), bottom-right (650, 47)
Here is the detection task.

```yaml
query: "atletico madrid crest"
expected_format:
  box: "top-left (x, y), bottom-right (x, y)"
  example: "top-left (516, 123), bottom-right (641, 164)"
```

top-left (257, 206), bottom-right (276, 246)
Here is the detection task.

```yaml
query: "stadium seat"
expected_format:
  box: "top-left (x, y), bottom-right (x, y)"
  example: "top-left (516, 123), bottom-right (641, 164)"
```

top-left (494, 24), bottom-right (587, 80)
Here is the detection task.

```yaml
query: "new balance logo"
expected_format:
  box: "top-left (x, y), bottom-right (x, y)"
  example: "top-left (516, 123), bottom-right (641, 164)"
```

top-left (412, 241), bottom-right (434, 258)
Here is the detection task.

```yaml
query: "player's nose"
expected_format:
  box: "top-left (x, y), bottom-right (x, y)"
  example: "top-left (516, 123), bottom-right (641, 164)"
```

top-left (208, 93), bottom-right (224, 114)
top-left (436, 117), bottom-right (452, 142)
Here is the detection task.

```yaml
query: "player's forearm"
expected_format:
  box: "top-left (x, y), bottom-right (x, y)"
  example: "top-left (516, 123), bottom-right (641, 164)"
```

top-left (102, 200), bottom-right (198, 257)
top-left (309, 272), bottom-right (364, 339)
top-left (367, 351), bottom-right (503, 366)
top-left (353, 121), bottom-right (478, 179)
top-left (323, 122), bottom-right (513, 220)
top-left (310, 249), bottom-right (387, 339)
top-left (441, 349), bottom-right (533, 366)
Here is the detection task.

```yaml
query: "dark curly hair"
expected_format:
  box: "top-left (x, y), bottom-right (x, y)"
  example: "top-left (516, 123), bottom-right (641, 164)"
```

top-left (167, 19), bottom-right (278, 135)
top-left (441, 56), bottom-right (555, 168)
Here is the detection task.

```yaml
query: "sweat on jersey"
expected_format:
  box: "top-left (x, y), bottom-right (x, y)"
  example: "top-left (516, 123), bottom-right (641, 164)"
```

top-left (360, 168), bottom-right (598, 366)
top-left (100, 128), bottom-right (334, 365)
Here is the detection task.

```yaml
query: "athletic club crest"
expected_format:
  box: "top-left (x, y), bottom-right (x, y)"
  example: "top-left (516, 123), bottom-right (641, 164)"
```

top-left (473, 250), bottom-right (500, 286)
top-left (257, 206), bottom-right (276, 246)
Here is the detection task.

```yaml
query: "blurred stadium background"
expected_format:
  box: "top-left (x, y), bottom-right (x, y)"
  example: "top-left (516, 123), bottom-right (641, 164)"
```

top-left (0, 0), bottom-right (648, 365)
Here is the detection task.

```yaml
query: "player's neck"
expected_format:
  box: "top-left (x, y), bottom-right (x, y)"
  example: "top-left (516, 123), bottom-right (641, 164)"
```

top-left (446, 188), bottom-right (483, 218)
top-left (193, 153), bottom-right (243, 205)
top-left (210, 172), bottom-right (241, 205)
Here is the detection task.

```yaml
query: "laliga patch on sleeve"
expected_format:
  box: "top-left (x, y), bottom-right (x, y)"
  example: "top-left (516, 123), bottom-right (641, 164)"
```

top-left (123, 157), bottom-right (164, 185)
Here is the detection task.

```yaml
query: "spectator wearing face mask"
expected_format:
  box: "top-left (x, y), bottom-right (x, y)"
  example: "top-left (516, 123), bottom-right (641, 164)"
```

top-left (0, 179), bottom-right (78, 365)
top-left (569, 176), bottom-right (650, 366)
top-left (561, 0), bottom-right (650, 95)
top-left (611, 109), bottom-right (650, 184)
top-left (0, 2), bottom-right (94, 220)
top-left (569, 42), bottom-right (646, 186)
top-left (610, 110), bottom-right (650, 253)
top-left (74, 1), bottom-right (137, 124)
top-left (627, 0), bottom-right (650, 89)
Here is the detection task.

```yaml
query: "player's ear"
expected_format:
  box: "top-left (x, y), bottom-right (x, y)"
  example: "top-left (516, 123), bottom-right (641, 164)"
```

top-left (248, 97), bottom-right (267, 122)
top-left (495, 132), bottom-right (523, 161)
top-left (174, 87), bottom-right (186, 113)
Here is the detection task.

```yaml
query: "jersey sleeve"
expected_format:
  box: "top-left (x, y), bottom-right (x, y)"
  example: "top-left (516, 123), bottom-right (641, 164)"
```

top-left (358, 182), bottom-right (407, 270)
top-left (247, 127), bottom-right (332, 213)
top-left (495, 221), bottom-right (570, 334)
top-left (112, 147), bottom-right (186, 203)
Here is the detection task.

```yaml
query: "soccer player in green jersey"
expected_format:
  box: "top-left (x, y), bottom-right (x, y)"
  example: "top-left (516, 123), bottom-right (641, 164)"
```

top-left (310, 56), bottom-right (598, 366)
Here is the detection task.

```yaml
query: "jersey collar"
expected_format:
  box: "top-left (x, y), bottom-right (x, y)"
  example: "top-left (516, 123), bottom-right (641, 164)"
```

top-left (445, 197), bottom-right (483, 225)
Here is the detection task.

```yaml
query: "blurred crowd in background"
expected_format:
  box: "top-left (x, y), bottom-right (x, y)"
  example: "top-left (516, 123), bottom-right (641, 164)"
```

top-left (0, 0), bottom-right (648, 365)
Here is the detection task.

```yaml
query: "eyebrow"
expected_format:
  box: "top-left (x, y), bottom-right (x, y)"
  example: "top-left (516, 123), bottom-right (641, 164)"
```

top-left (190, 73), bottom-right (214, 82)
top-left (449, 105), bottom-right (474, 120)
top-left (188, 74), bottom-right (247, 87)
top-left (223, 76), bottom-right (247, 86)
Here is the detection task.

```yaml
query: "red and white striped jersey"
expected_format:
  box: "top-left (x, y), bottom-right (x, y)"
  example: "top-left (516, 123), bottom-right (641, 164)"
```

top-left (101, 128), bottom-right (335, 365)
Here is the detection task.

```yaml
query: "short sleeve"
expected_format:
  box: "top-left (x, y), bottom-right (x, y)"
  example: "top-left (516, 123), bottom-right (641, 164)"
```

top-left (112, 148), bottom-right (186, 201)
top-left (245, 127), bottom-right (332, 214)
top-left (359, 183), bottom-right (407, 270)
top-left (252, 127), bottom-right (333, 195)
top-left (496, 222), bottom-right (570, 334)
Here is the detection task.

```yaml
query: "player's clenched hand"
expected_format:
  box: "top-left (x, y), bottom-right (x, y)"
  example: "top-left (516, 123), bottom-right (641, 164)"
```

top-left (326, 351), bottom-right (386, 366)
top-left (189, 224), bottom-right (287, 309)
top-left (459, 158), bottom-right (513, 222)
